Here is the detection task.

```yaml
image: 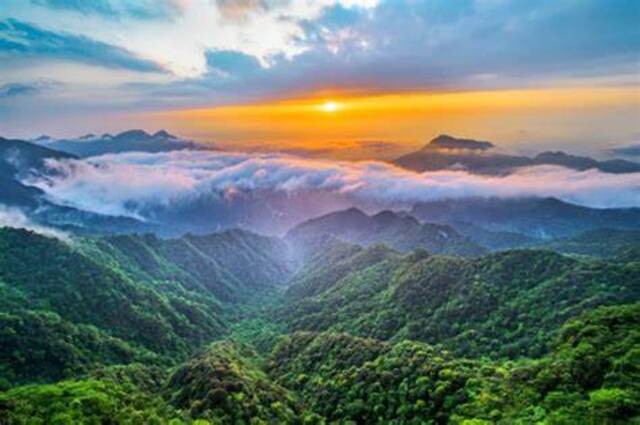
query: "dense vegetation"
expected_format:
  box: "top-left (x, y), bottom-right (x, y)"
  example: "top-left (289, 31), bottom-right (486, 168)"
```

top-left (0, 227), bottom-right (291, 387)
top-left (269, 302), bottom-right (640, 423)
top-left (278, 243), bottom-right (639, 358)
top-left (0, 224), bottom-right (638, 423)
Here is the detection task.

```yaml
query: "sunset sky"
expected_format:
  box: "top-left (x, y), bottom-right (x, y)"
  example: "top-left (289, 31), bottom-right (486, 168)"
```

top-left (1, 0), bottom-right (639, 158)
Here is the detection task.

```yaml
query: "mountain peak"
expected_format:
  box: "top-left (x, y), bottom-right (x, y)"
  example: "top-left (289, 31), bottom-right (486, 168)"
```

top-left (425, 134), bottom-right (495, 151)
top-left (153, 129), bottom-right (176, 139)
top-left (114, 129), bottom-right (152, 140)
top-left (343, 206), bottom-right (366, 216)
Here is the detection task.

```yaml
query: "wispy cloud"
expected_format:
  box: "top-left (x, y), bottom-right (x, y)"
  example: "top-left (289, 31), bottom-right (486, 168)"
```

top-left (30, 0), bottom-right (184, 20)
top-left (0, 80), bottom-right (60, 99)
top-left (0, 19), bottom-right (165, 73)
top-left (20, 151), bottom-right (640, 223)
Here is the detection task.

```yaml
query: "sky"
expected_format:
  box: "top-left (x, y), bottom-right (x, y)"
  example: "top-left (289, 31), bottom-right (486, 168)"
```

top-left (1, 0), bottom-right (639, 158)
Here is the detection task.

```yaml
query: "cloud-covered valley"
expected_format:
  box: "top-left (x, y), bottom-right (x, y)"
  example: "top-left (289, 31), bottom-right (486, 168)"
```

top-left (20, 150), bottom-right (640, 235)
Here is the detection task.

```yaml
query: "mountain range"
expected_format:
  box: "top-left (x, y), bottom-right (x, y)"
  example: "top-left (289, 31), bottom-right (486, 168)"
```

top-left (411, 196), bottom-right (640, 240)
top-left (31, 129), bottom-right (207, 157)
top-left (287, 207), bottom-right (486, 257)
top-left (395, 134), bottom-right (640, 174)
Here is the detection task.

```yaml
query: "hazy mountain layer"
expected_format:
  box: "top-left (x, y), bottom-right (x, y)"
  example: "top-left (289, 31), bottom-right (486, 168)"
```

top-left (411, 197), bottom-right (640, 239)
top-left (32, 129), bottom-right (207, 157)
top-left (287, 207), bottom-right (486, 257)
top-left (395, 134), bottom-right (640, 174)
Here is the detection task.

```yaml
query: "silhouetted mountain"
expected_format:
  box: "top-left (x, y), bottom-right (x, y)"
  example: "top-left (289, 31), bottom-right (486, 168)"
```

top-left (287, 207), bottom-right (486, 256)
top-left (428, 134), bottom-right (495, 150)
top-left (395, 134), bottom-right (640, 174)
top-left (532, 151), bottom-right (640, 173)
top-left (411, 197), bottom-right (640, 239)
top-left (32, 129), bottom-right (208, 157)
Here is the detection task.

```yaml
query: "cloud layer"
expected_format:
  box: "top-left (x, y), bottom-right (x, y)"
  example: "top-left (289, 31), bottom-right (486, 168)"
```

top-left (22, 151), bottom-right (640, 224)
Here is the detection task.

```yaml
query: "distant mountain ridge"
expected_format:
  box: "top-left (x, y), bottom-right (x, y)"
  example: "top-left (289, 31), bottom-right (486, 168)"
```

top-left (31, 129), bottom-right (209, 157)
top-left (287, 207), bottom-right (486, 257)
top-left (395, 134), bottom-right (640, 174)
top-left (411, 196), bottom-right (640, 240)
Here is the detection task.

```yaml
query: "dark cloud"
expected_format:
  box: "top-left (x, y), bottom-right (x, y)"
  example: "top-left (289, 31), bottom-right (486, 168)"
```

top-left (0, 19), bottom-right (165, 73)
top-left (30, 0), bottom-right (183, 20)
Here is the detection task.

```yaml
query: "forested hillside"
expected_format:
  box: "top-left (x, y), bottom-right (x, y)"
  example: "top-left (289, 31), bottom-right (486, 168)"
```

top-left (0, 227), bottom-right (292, 388)
top-left (0, 226), bottom-right (638, 423)
top-left (278, 244), bottom-right (640, 358)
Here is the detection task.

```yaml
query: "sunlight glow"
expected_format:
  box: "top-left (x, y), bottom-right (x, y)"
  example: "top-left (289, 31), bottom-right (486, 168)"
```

top-left (318, 101), bottom-right (342, 113)
top-left (146, 87), bottom-right (639, 158)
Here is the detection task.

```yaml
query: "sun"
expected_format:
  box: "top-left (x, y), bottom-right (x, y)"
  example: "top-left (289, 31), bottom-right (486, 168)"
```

top-left (318, 101), bottom-right (342, 113)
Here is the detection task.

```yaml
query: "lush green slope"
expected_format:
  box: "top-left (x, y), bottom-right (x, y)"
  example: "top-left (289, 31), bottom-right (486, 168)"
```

top-left (0, 228), bottom-right (227, 355)
top-left (0, 227), bottom-right (295, 388)
top-left (166, 341), bottom-right (308, 424)
top-left (279, 245), bottom-right (640, 358)
top-left (85, 228), bottom-right (294, 303)
top-left (2, 303), bottom-right (638, 424)
top-left (268, 302), bottom-right (640, 424)
top-left (0, 364), bottom-right (181, 424)
top-left (1, 220), bottom-right (639, 424)
top-left (0, 309), bottom-right (156, 389)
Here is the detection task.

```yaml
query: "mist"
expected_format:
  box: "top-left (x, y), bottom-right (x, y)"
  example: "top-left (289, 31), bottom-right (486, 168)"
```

top-left (0, 205), bottom-right (70, 242)
top-left (19, 150), bottom-right (640, 232)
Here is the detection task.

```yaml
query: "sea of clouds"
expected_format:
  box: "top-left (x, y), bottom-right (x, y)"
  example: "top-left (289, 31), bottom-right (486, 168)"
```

top-left (20, 150), bottom-right (640, 227)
